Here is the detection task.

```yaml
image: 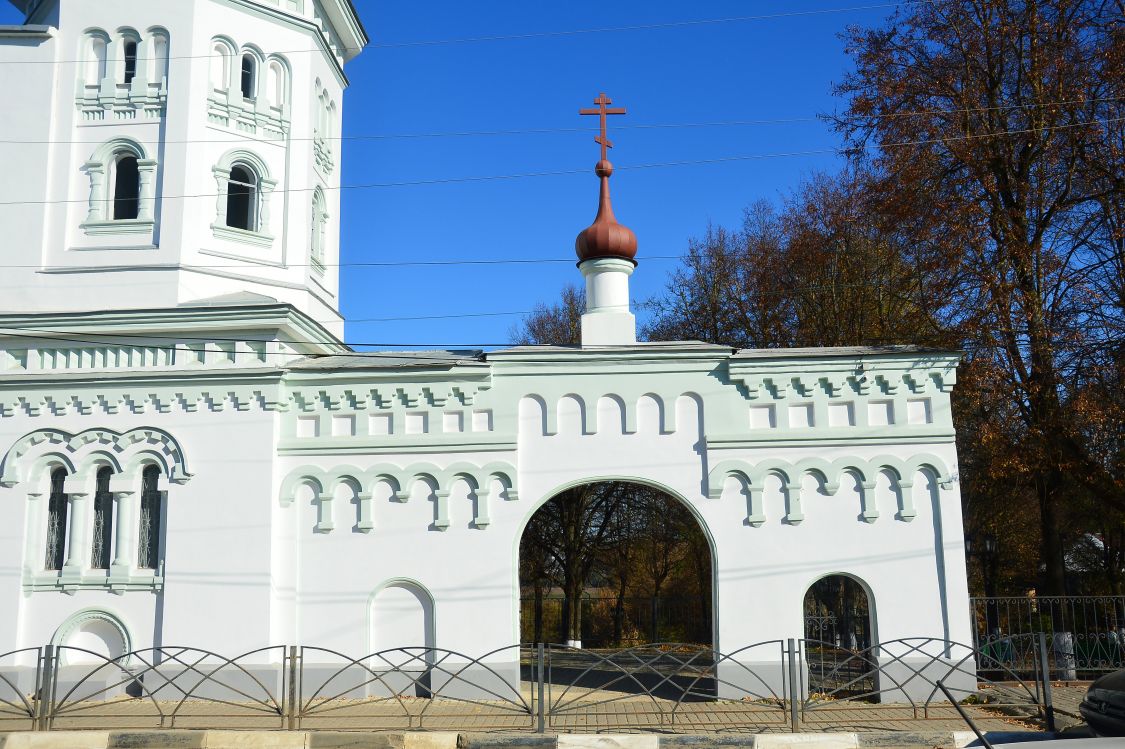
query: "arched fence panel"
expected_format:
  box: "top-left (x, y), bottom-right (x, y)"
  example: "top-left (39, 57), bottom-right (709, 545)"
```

top-left (0, 637), bottom-right (1061, 733)
top-left (295, 645), bottom-right (532, 731)
top-left (43, 645), bottom-right (287, 730)
top-left (543, 641), bottom-right (790, 732)
top-left (0, 648), bottom-right (39, 732)
top-left (799, 637), bottom-right (1045, 728)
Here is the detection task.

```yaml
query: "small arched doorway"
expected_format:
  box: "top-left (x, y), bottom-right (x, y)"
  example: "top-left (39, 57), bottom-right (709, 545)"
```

top-left (519, 480), bottom-right (713, 648)
top-left (803, 574), bottom-right (873, 650)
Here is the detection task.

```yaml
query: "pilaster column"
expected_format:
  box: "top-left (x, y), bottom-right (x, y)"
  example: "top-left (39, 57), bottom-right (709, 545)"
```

top-left (100, 38), bottom-right (118, 99)
top-left (212, 167), bottom-right (229, 226)
top-left (23, 491), bottom-right (43, 574)
top-left (227, 52), bottom-right (242, 106)
top-left (259, 177), bottom-right (278, 233)
top-left (130, 37), bottom-right (149, 96)
top-left (62, 485), bottom-right (89, 574)
top-left (84, 162), bottom-right (106, 223)
top-left (137, 159), bottom-right (158, 221)
top-left (110, 486), bottom-right (136, 575)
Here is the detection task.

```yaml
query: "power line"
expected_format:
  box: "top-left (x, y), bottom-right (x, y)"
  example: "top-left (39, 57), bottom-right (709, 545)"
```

top-left (0, 255), bottom-right (682, 269)
top-left (3, 97), bottom-right (1117, 145)
top-left (1, 116), bottom-right (1120, 208)
top-left (0, 279), bottom-right (951, 345)
top-left (2, 2), bottom-right (932, 65)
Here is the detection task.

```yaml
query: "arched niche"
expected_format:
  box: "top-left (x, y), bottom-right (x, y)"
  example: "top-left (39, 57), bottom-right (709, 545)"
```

top-left (52, 609), bottom-right (132, 666)
top-left (369, 580), bottom-right (436, 660)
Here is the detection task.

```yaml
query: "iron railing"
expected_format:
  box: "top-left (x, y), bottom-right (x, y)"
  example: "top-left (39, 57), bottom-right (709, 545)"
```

top-left (972, 595), bottom-right (1125, 678)
top-left (0, 636), bottom-right (1056, 733)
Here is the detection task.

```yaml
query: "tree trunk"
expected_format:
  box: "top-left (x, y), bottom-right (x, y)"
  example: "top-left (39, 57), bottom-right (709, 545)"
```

top-left (1039, 473), bottom-right (1067, 596)
top-left (612, 578), bottom-right (626, 646)
top-left (564, 578), bottom-right (583, 646)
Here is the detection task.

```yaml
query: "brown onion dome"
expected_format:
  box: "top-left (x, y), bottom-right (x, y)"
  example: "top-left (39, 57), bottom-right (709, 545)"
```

top-left (575, 159), bottom-right (637, 263)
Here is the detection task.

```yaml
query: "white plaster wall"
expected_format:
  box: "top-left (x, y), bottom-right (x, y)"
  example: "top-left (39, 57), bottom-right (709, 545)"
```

top-left (0, 406), bottom-right (279, 657)
top-left (282, 448), bottom-right (523, 659)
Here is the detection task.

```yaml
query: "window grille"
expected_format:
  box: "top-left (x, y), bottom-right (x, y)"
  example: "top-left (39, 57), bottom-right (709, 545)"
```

top-left (44, 468), bottom-right (68, 571)
top-left (91, 467), bottom-right (114, 569)
top-left (138, 465), bottom-right (162, 570)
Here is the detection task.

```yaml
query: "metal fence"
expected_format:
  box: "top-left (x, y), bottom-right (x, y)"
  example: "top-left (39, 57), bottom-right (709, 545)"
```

top-left (972, 595), bottom-right (1125, 678)
top-left (0, 636), bottom-right (1055, 733)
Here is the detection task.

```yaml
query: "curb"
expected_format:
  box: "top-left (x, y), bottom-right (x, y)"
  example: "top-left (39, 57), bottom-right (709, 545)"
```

top-left (0, 731), bottom-right (1059, 749)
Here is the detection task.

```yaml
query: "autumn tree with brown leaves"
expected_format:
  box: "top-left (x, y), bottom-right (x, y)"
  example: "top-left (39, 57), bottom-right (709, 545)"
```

top-left (836, 0), bottom-right (1125, 594)
top-left (519, 1), bottom-right (1125, 598)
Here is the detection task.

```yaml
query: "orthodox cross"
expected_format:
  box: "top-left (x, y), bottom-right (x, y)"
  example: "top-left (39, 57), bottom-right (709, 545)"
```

top-left (580, 92), bottom-right (626, 161)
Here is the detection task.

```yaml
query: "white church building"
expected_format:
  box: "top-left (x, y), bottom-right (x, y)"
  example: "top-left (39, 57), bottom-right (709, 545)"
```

top-left (0, 0), bottom-right (971, 682)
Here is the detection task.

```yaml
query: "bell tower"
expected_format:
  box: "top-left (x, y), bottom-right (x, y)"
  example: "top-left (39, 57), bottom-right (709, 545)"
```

top-left (0, 0), bottom-right (367, 340)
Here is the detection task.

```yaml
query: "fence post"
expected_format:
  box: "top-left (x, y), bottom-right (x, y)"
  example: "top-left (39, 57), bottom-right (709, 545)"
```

top-left (536, 642), bottom-right (546, 733)
top-left (286, 646), bottom-right (299, 731)
top-left (35, 645), bottom-right (56, 732)
top-left (1036, 633), bottom-right (1056, 733)
top-left (787, 638), bottom-right (800, 733)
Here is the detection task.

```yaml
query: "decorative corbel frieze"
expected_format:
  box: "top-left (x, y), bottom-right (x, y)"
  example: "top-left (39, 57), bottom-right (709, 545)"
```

top-left (432, 489), bottom-right (451, 530)
top-left (784, 482), bottom-right (805, 524)
top-left (746, 486), bottom-right (766, 527)
top-left (356, 492), bottom-right (374, 533)
top-left (860, 480), bottom-right (879, 523)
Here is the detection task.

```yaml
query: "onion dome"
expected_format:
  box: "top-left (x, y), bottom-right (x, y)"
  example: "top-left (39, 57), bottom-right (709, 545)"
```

top-left (575, 159), bottom-right (637, 263)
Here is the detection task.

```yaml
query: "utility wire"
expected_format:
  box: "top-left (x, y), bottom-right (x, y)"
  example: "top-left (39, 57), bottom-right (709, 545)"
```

top-left (2, 2), bottom-right (933, 65)
top-left (1, 116), bottom-right (1120, 208)
top-left (2, 97), bottom-right (1117, 145)
top-left (0, 255), bottom-right (683, 269)
top-left (0, 279), bottom-right (934, 345)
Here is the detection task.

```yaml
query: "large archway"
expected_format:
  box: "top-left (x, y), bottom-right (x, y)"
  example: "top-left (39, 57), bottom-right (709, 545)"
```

top-left (519, 480), bottom-right (713, 648)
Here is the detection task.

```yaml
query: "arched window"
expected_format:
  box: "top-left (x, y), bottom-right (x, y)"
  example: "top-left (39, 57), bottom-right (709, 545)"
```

top-left (267, 59), bottom-right (286, 110)
top-left (123, 40), bottom-right (138, 84)
top-left (226, 163), bottom-right (258, 231)
top-left (138, 466), bottom-right (162, 570)
top-left (310, 187), bottom-right (327, 271)
top-left (44, 468), bottom-right (68, 571)
top-left (85, 33), bottom-right (108, 86)
top-left (210, 41), bottom-right (231, 91)
top-left (83, 139), bottom-right (156, 233)
top-left (240, 54), bottom-right (256, 99)
top-left (90, 467), bottom-right (114, 569)
top-left (212, 151), bottom-right (276, 242)
top-left (111, 153), bottom-right (140, 220)
top-left (149, 29), bottom-right (170, 87)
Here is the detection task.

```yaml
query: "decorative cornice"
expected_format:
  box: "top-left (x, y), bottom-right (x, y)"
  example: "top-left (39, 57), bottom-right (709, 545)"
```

top-left (1, 426), bottom-right (193, 488)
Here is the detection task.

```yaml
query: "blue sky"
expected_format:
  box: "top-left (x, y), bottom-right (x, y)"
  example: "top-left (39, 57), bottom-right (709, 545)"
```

top-left (1, 1), bottom-right (901, 349)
